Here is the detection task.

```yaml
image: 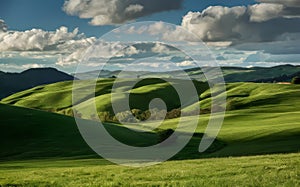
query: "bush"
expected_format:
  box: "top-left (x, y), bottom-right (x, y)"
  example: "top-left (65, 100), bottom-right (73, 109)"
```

top-left (98, 111), bottom-right (113, 122)
top-left (114, 111), bottom-right (138, 123)
top-left (148, 108), bottom-right (167, 120)
top-left (166, 108), bottom-right (181, 119)
top-left (292, 77), bottom-right (300, 84)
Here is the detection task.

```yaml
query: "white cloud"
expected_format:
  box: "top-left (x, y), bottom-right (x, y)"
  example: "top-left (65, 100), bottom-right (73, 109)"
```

top-left (0, 25), bottom-right (89, 51)
top-left (121, 21), bottom-right (200, 42)
top-left (151, 43), bottom-right (170, 54)
top-left (0, 19), bottom-right (101, 67)
top-left (179, 3), bottom-right (300, 44)
top-left (176, 60), bottom-right (194, 67)
top-left (248, 3), bottom-right (284, 22)
top-left (22, 63), bottom-right (45, 69)
top-left (116, 45), bottom-right (140, 57)
top-left (63, 0), bottom-right (183, 26)
top-left (118, 2), bottom-right (300, 49)
top-left (257, 0), bottom-right (300, 7)
top-left (57, 41), bottom-right (141, 66)
top-left (0, 63), bottom-right (46, 72)
top-left (182, 6), bottom-right (247, 42)
top-left (125, 4), bottom-right (144, 14)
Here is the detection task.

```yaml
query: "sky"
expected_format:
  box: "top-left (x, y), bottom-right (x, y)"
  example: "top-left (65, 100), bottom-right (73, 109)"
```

top-left (0, 0), bottom-right (300, 73)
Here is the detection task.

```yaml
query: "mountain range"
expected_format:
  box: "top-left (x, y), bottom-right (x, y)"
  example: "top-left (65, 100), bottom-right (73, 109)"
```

top-left (0, 68), bottom-right (75, 99)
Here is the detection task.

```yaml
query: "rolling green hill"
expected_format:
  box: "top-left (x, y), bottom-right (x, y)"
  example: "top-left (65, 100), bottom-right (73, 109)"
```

top-left (1, 80), bottom-right (300, 186)
top-left (1, 79), bottom-right (300, 159)
top-left (0, 103), bottom-right (225, 161)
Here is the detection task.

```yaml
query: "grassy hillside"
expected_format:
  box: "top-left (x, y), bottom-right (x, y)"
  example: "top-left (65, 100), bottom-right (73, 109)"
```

top-left (184, 82), bottom-right (300, 113)
top-left (0, 103), bottom-right (95, 160)
top-left (1, 81), bottom-right (300, 159)
top-left (0, 103), bottom-right (224, 161)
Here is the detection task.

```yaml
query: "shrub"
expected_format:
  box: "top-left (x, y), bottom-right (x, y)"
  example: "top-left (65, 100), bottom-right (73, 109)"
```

top-left (115, 111), bottom-right (138, 123)
top-left (166, 108), bottom-right (181, 119)
top-left (98, 111), bottom-right (113, 122)
top-left (292, 76), bottom-right (300, 84)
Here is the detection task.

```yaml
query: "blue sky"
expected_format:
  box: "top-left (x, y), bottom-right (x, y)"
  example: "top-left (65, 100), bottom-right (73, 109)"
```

top-left (0, 0), bottom-right (300, 73)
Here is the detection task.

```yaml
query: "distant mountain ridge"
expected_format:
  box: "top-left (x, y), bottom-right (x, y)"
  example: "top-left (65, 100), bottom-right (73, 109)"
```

top-left (74, 64), bottom-right (300, 83)
top-left (0, 68), bottom-right (75, 99)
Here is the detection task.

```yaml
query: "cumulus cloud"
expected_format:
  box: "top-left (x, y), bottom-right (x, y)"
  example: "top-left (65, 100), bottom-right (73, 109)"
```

top-left (57, 40), bottom-right (143, 66)
top-left (180, 5), bottom-right (300, 44)
top-left (118, 1), bottom-right (300, 47)
top-left (257, 0), bottom-right (300, 7)
top-left (182, 6), bottom-right (247, 42)
top-left (151, 43), bottom-right (170, 54)
top-left (0, 19), bottom-right (102, 66)
top-left (0, 25), bottom-right (93, 51)
top-left (248, 3), bottom-right (284, 22)
top-left (63, 0), bottom-right (183, 25)
top-left (120, 21), bottom-right (200, 42)
top-left (176, 60), bottom-right (194, 67)
top-left (116, 45), bottom-right (140, 57)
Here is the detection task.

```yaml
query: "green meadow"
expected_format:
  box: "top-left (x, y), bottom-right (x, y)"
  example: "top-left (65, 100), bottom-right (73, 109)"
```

top-left (0, 153), bottom-right (299, 186)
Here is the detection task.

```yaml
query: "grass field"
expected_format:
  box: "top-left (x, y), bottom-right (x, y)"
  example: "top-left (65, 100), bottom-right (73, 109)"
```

top-left (0, 153), bottom-right (299, 186)
top-left (0, 79), bottom-right (300, 186)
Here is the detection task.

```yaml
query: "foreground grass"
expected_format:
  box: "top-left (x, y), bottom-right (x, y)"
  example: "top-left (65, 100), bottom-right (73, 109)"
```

top-left (0, 153), bottom-right (299, 186)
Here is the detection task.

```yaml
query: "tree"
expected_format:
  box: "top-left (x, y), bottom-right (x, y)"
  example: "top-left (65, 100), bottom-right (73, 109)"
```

top-left (292, 77), bottom-right (300, 84)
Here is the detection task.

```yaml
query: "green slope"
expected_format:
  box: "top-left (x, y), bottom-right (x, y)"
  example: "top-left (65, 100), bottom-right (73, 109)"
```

top-left (184, 82), bottom-right (300, 112)
top-left (0, 103), bottom-right (95, 160)
top-left (0, 104), bottom-right (224, 161)
top-left (1, 79), bottom-right (300, 160)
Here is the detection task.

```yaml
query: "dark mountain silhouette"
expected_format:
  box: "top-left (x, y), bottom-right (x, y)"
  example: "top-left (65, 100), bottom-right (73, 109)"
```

top-left (0, 68), bottom-right (75, 99)
top-left (226, 64), bottom-right (300, 83)
top-left (75, 64), bottom-right (300, 83)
